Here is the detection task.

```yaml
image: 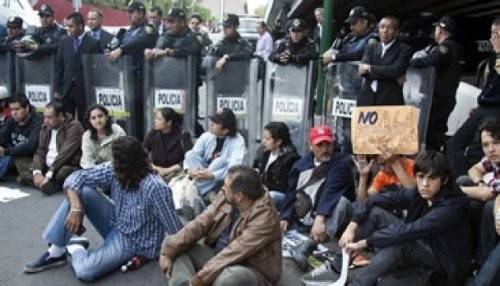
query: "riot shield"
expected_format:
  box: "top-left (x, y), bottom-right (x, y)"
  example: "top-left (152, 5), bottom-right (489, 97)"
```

top-left (143, 56), bottom-right (197, 138)
top-left (322, 62), bottom-right (362, 154)
top-left (0, 52), bottom-right (16, 98)
top-left (262, 61), bottom-right (316, 155)
top-left (403, 66), bottom-right (435, 148)
top-left (82, 54), bottom-right (136, 136)
top-left (204, 57), bottom-right (260, 163)
top-left (15, 54), bottom-right (56, 112)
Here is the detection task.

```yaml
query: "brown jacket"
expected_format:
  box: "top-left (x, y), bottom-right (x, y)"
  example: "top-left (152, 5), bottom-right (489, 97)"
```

top-left (32, 114), bottom-right (84, 173)
top-left (163, 191), bottom-right (282, 285)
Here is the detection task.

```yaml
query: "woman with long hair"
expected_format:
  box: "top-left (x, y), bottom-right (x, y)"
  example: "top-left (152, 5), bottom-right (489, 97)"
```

top-left (80, 104), bottom-right (126, 169)
top-left (143, 107), bottom-right (193, 182)
top-left (253, 122), bottom-right (301, 209)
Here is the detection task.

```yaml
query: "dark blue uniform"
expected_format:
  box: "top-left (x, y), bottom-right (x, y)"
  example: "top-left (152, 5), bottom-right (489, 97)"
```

top-left (120, 21), bottom-right (158, 69)
top-left (268, 36), bottom-right (318, 66)
top-left (33, 24), bottom-right (66, 56)
top-left (211, 32), bottom-right (253, 60)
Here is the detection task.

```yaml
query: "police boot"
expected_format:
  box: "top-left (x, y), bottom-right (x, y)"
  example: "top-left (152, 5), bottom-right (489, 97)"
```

top-left (292, 238), bottom-right (318, 271)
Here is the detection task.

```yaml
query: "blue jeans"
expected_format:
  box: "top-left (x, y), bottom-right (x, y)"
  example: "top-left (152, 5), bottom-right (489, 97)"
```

top-left (43, 186), bottom-right (133, 281)
top-left (269, 191), bottom-right (285, 211)
top-left (0, 155), bottom-right (13, 178)
top-left (184, 151), bottom-right (223, 196)
top-left (474, 200), bottom-right (500, 286)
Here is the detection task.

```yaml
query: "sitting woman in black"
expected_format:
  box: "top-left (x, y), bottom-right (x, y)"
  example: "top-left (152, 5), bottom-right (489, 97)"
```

top-left (253, 122), bottom-right (300, 209)
top-left (143, 107), bottom-right (193, 182)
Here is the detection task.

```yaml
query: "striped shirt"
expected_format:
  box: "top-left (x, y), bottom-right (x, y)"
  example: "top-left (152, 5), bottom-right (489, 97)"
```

top-left (63, 162), bottom-right (182, 259)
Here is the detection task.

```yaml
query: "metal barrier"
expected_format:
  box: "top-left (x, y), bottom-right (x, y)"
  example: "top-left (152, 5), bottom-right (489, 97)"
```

top-left (143, 56), bottom-right (197, 138)
top-left (262, 61), bottom-right (316, 155)
top-left (82, 54), bottom-right (136, 135)
top-left (16, 54), bottom-right (56, 112)
top-left (204, 56), bottom-right (260, 163)
top-left (0, 52), bottom-right (16, 97)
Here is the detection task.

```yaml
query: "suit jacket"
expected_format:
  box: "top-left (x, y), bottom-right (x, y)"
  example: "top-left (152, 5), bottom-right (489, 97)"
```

top-left (86, 28), bottom-right (114, 50)
top-left (358, 39), bottom-right (411, 106)
top-left (54, 34), bottom-right (102, 100)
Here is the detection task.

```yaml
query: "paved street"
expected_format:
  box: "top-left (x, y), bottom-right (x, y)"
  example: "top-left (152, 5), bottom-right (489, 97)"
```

top-left (0, 177), bottom-right (304, 285)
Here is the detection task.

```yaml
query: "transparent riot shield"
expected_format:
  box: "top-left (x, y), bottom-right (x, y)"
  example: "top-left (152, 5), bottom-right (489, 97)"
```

top-left (262, 61), bottom-right (316, 156)
top-left (0, 52), bottom-right (16, 97)
top-left (143, 56), bottom-right (197, 138)
top-left (204, 57), bottom-right (260, 163)
top-left (403, 66), bottom-right (436, 148)
top-left (15, 54), bottom-right (56, 112)
top-left (82, 54), bottom-right (135, 135)
top-left (322, 62), bottom-right (362, 154)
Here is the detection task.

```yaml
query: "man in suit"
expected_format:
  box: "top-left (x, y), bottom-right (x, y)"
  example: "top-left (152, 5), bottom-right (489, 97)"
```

top-left (55, 12), bottom-right (102, 122)
top-left (313, 8), bottom-right (324, 47)
top-left (357, 16), bottom-right (411, 106)
top-left (149, 6), bottom-right (168, 36)
top-left (86, 9), bottom-right (113, 51)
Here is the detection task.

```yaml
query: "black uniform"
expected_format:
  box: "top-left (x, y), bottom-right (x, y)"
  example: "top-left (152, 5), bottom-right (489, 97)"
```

top-left (0, 32), bottom-right (24, 53)
top-left (211, 32), bottom-right (253, 60)
top-left (410, 37), bottom-right (462, 150)
top-left (33, 24), bottom-right (66, 56)
top-left (119, 20), bottom-right (157, 139)
top-left (268, 36), bottom-right (318, 65)
top-left (157, 27), bottom-right (201, 57)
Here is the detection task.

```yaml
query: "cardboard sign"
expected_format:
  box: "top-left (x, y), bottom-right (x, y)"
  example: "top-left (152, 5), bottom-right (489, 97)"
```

top-left (332, 98), bottom-right (356, 118)
top-left (25, 84), bottom-right (51, 111)
top-left (272, 97), bottom-right (303, 122)
top-left (351, 106), bottom-right (419, 154)
top-left (95, 87), bottom-right (128, 118)
top-left (154, 89), bottom-right (185, 113)
top-left (217, 97), bottom-right (246, 118)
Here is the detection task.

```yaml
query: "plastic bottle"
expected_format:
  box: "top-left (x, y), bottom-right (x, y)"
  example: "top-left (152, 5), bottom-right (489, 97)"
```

top-left (121, 256), bottom-right (143, 273)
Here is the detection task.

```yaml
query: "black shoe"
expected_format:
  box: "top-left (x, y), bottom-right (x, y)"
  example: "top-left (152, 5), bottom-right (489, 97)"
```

top-left (41, 182), bottom-right (60, 195)
top-left (23, 251), bottom-right (67, 273)
top-left (292, 238), bottom-right (318, 271)
top-left (66, 237), bottom-right (90, 256)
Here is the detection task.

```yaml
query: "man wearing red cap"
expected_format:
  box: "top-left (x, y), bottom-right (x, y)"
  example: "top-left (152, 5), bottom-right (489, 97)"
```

top-left (279, 125), bottom-right (355, 270)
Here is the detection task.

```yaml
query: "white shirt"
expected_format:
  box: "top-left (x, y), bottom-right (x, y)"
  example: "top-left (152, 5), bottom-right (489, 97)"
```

top-left (45, 129), bottom-right (58, 168)
top-left (255, 31), bottom-right (274, 60)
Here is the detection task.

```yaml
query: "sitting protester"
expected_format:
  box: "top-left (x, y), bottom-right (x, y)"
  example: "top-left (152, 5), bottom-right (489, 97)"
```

top-left (338, 151), bottom-right (470, 286)
top-left (80, 104), bottom-right (126, 169)
top-left (280, 125), bottom-right (355, 270)
top-left (159, 165), bottom-right (282, 286)
top-left (23, 136), bottom-right (182, 281)
top-left (143, 107), bottom-right (193, 182)
top-left (252, 122), bottom-right (300, 209)
top-left (183, 108), bottom-right (246, 205)
top-left (0, 94), bottom-right (42, 180)
top-left (354, 151), bottom-right (416, 202)
top-left (0, 88), bottom-right (11, 129)
top-left (23, 101), bottom-right (84, 195)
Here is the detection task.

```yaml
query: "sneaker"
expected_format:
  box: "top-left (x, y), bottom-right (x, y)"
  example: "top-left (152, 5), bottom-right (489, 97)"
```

top-left (66, 237), bottom-right (90, 256)
top-left (300, 260), bottom-right (340, 286)
top-left (40, 182), bottom-right (60, 195)
top-left (292, 238), bottom-right (318, 271)
top-left (23, 251), bottom-right (67, 273)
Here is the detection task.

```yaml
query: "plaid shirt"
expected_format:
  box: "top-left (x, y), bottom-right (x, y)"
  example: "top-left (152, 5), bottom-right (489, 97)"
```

top-left (481, 157), bottom-right (500, 194)
top-left (63, 162), bottom-right (182, 259)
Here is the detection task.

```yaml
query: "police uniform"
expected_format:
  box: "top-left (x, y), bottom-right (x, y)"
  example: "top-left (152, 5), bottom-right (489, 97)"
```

top-left (33, 5), bottom-right (66, 56)
top-left (268, 18), bottom-right (318, 65)
top-left (119, 1), bottom-right (158, 140)
top-left (156, 8), bottom-right (201, 57)
top-left (0, 17), bottom-right (24, 53)
top-left (211, 14), bottom-right (253, 60)
top-left (410, 16), bottom-right (462, 150)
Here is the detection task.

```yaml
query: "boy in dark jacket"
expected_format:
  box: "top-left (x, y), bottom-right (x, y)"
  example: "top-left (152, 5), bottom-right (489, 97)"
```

top-left (0, 94), bottom-right (42, 179)
top-left (339, 151), bottom-right (470, 286)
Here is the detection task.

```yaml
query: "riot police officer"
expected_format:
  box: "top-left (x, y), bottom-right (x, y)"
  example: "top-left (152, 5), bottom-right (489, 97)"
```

top-left (144, 8), bottom-right (200, 59)
top-left (410, 15), bottom-right (462, 151)
top-left (268, 18), bottom-right (318, 66)
top-left (105, 1), bottom-right (158, 140)
top-left (0, 17), bottom-right (24, 53)
top-left (211, 13), bottom-right (253, 71)
top-left (21, 4), bottom-right (66, 56)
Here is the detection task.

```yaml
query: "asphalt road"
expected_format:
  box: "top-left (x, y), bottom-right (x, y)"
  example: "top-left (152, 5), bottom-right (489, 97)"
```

top-left (0, 177), bottom-right (304, 285)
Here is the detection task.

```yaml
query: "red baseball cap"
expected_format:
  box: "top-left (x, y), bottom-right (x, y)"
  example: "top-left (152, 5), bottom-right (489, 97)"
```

top-left (309, 125), bottom-right (334, 145)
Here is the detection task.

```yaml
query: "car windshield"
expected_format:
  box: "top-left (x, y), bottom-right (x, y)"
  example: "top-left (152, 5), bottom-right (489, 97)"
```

top-left (239, 18), bottom-right (259, 33)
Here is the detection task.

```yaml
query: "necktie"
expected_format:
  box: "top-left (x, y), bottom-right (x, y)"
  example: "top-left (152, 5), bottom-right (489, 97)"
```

top-left (73, 37), bottom-right (81, 52)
